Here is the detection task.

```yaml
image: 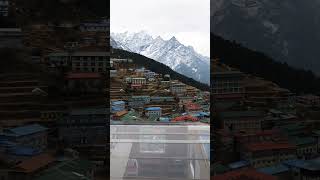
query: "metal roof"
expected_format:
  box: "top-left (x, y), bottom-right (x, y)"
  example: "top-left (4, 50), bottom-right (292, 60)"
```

top-left (228, 160), bottom-right (250, 169)
top-left (257, 164), bottom-right (289, 175)
top-left (8, 146), bottom-right (41, 156)
top-left (283, 159), bottom-right (320, 171)
top-left (145, 107), bottom-right (161, 111)
top-left (112, 101), bottom-right (126, 105)
top-left (4, 124), bottom-right (47, 137)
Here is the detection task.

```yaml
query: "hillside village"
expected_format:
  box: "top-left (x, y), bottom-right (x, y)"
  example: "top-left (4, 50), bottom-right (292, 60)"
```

top-left (0, 0), bottom-right (211, 179)
top-left (110, 58), bottom-right (210, 124)
top-left (212, 58), bottom-right (320, 179)
top-left (0, 0), bottom-right (108, 179)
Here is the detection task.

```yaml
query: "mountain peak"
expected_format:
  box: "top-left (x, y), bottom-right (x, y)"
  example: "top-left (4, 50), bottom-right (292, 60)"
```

top-left (168, 36), bottom-right (181, 45)
top-left (169, 36), bottom-right (178, 41)
top-left (136, 30), bottom-right (148, 35)
top-left (154, 35), bottom-right (164, 41)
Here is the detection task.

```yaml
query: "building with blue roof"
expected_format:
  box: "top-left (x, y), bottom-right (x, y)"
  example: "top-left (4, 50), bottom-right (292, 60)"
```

top-left (159, 117), bottom-right (170, 122)
top-left (258, 164), bottom-right (289, 175)
top-left (8, 146), bottom-right (42, 156)
top-left (228, 160), bottom-right (250, 170)
top-left (257, 164), bottom-right (290, 179)
top-left (192, 112), bottom-right (210, 119)
top-left (111, 100), bottom-right (126, 113)
top-left (145, 107), bottom-right (162, 117)
top-left (283, 159), bottom-right (320, 179)
top-left (283, 159), bottom-right (320, 171)
top-left (0, 124), bottom-right (48, 150)
top-left (3, 124), bottom-right (48, 137)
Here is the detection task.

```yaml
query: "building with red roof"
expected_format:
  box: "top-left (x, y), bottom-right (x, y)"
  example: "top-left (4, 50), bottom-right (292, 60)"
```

top-left (234, 129), bottom-right (288, 152)
top-left (130, 84), bottom-right (143, 90)
top-left (242, 142), bottom-right (296, 168)
top-left (172, 115), bottom-right (198, 122)
top-left (184, 102), bottom-right (202, 112)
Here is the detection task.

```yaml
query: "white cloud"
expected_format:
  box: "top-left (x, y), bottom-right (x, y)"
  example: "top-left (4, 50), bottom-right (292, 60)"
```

top-left (111, 0), bottom-right (210, 56)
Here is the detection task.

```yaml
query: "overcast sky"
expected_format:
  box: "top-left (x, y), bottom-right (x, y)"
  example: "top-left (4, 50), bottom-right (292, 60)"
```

top-left (111, 0), bottom-right (210, 57)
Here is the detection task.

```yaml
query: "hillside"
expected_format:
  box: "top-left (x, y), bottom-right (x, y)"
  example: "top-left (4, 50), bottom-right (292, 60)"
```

top-left (212, 34), bottom-right (320, 94)
top-left (1, 0), bottom-right (108, 27)
top-left (111, 48), bottom-right (210, 91)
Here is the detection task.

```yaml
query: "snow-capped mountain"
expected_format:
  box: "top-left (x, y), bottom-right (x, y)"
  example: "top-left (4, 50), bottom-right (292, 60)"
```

top-left (110, 36), bottom-right (131, 51)
top-left (111, 31), bottom-right (210, 84)
top-left (111, 31), bottom-right (153, 52)
top-left (212, 0), bottom-right (320, 75)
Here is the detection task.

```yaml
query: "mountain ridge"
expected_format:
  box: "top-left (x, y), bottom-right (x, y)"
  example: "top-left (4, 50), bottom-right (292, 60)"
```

top-left (211, 0), bottom-right (320, 76)
top-left (111, 48), bottom-right (210, 91)
top-left (212, 34), bottom-right (320, 94)
top-left (111, 31), bottom-right (210, 84)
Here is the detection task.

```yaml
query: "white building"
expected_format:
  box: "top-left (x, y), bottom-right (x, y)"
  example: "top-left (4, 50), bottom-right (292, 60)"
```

top-left (145, 71), bottom-right (156, 79)
top-left (110, 70), bottom-right (117, 78)
top-left (111, 101), bottom-right (126, 113)
top-left (47, 51), bottom-right (109, 72)
top-left (145, 107), bottom-right (162, 117)
top-left (161, 81), bottom-right (170, 87)
top-left (170, 83), bottom-right (186, 94)
top-left (111, 58), bottom-right (133, 63)
top-left (164, 74), bottom-right (171, 81)
top-left (125, 77), bottom-right (132, 83)
top-left (132, 78), bottom-right (146, 85)
top-left (135, 68), bottom-right (145, 73)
